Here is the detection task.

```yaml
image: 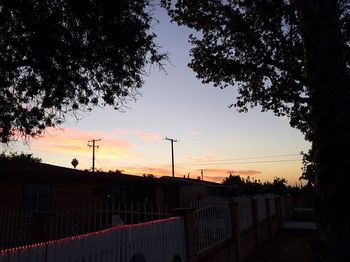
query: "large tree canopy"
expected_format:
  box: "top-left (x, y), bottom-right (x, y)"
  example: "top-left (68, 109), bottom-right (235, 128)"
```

top-left (162, 0), bottom-right (350, 141)
top-left (0, 0), bottom-right (165, 143)
top-left (162, 0), bottom-right (350, 261)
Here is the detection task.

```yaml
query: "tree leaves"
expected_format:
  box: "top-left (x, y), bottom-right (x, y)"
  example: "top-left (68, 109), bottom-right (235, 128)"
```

top-left (0, 0), bottom-right (166, 142)
top-left (162, 0), bottom-right (312, 139)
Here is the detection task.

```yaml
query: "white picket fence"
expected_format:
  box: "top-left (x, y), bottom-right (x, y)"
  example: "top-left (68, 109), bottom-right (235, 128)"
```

top-left (233, 196), bottom-right (253, 232)
top-left (191, 196), bottom-right (231, 254)
top-left (0, 194), bottom-right (291, 260)
top-left (0, 217), bottom-right (186, 262)
top-left (0, 201), bottom-right (169, 249)
top-left (281, 195), bottom-right (292, 220)
top-left (49, 201), bottom-right (169, 241)
top-left (234, 194), bottom-right (279, 232)
top-left (254, 195), bottom-right (267, 222)
top-left (266, 194), bottom-right (276, 216)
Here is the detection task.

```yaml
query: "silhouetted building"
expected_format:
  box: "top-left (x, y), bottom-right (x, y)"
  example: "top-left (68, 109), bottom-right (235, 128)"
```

top-left (0, 161), bottom-right (228, 211)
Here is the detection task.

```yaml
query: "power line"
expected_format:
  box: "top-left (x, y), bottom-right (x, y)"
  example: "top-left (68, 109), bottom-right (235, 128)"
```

top-left (85, 152), bottom-right (301, 170)
top-left (175, 153), bottom-right (300, 165)
top-left (126, 153), bottom-right (302, 168)
top-left (88, 139), bottom-right (101, 172)
top-left (127, 158), bottom-right (301, 168)
top-left (175, 159), bottom-right (301, 167)
top-left (164, 137), bottom-right (179, 177)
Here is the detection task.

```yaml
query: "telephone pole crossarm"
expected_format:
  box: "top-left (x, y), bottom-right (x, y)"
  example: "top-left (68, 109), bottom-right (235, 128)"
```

top-left (88, 139), bottom-right (101, 173)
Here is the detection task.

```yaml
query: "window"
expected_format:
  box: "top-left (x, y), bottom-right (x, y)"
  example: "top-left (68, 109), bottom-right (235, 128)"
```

top-left (23, 184), bottom-right (50, 213)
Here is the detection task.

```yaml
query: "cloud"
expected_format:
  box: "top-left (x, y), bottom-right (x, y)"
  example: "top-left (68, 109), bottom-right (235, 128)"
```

top-left (135, 131), bottom-right (161, 142)
top-left (111, 129), bottom-right (161, 143)
top-left (32, 128), bottom-right (136, 160)
top-left (189, 129), bottom-right (202, 136)
top-left (206, 176), bottom-right (227, 183)
top-left (230, 170), bottom-right (262, 176)
top-left (200, 168), bottom-right (261, 177)
top-left (196, 168), bottom-right (261, 183)
top-left (185, 154), bottom-right (217, 162)
top-left (120, 166), bottom-right (171, 177)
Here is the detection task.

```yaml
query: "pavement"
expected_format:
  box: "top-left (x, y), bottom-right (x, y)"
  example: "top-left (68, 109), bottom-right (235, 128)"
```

top-left (283, 221), bottom-right (316, 230)
top-left (244, 220), bottom-right (317, 262)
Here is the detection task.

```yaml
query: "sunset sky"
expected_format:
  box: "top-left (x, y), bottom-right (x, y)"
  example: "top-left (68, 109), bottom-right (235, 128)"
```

top-left (1, 5), bottom-right (310, 185)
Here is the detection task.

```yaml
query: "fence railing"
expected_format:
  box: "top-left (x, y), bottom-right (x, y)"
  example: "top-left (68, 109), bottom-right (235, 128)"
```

top-left (191, 196), bottom-right (231, 254)
top-left (0, 201), bottom-right (169, 250)
top-left (281, 195), bottom-right (292, 221)
top-left (0, 208), bottom-right (33, 249)
top-left (266, 194), bottom-right (276, 216)
top-left (1, 193), bottom-right (292, 259)
top-left (254, 194), bottom-right (267, 222)
top-left (49, 201), bottom-right (169, 241)
top-left (0, 217), bottom-right (186, 262)
top-left (233, 196), bottom-right (253, 232)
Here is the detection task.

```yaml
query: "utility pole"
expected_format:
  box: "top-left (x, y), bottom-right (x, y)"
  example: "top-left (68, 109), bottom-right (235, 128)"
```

top-left (198, 169), bottom-right (205, 180)
top-left (165, 137), bottom-right (178, 178)
top-left (88, 139), bottom-right (101, 172)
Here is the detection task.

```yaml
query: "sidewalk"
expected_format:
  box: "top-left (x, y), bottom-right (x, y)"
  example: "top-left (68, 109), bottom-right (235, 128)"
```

top-left (244, 228), bottom-right (316, 262)
top-left (283, 221), bottom-right (316, 230)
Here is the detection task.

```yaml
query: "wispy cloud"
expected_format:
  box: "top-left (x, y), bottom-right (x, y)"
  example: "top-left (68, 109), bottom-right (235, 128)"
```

top-left (185, 154), bottom-right (217, 162)
top-left (32, 128), bottom-right (161, 161)
top-left (230, 170), bottom-right (262, 176)
top-left (206, 176), bottom-right (227, 183)
top-left (189, 129), bottom-right (203, 136)
top-left (135, 131), bottom-right (161, 142)
top-left (120, 166), bottom-right (171, 177)
top-left (199, 168), bottom-right (262, 183)
top-left (111, 129), bottom-right (161, 143)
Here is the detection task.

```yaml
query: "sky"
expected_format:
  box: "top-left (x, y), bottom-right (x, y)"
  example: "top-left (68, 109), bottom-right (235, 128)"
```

top-left (1, 5), bottom-right (310, 185)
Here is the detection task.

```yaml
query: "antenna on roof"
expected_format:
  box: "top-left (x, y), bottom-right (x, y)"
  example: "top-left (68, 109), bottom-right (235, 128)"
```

top-left (198, 169), bottom-right (206, 180)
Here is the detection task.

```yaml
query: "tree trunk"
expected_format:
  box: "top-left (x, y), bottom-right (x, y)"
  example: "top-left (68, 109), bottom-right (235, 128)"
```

top-left (295, 0), bottom-right (350, 261)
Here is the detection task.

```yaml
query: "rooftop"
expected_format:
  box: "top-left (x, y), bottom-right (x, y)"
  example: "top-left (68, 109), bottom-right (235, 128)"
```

top-left (0, 161), bottom-right (224, 187)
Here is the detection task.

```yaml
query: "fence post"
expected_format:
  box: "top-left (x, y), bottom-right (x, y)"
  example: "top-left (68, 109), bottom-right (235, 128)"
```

top-left (251, 198), bottom-right (261, 247)
top-left (286, 195), bottom-right (293, 221)
top-left (265, 196), bottom-right (273, 239)
top-left (275, 196), bottom-right (283, 229)
top-left (170, 208), bottom-right (198, 262)
top-left (229, 200), bottom-right (241, 262)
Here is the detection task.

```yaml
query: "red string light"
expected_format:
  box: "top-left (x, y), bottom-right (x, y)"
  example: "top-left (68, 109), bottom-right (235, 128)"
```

top-left (0, 216), bottom-right (181, 255)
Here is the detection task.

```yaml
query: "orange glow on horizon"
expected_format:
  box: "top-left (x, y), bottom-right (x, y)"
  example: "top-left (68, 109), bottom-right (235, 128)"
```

top-left (31, 127), bottom-right (163, 160)
top-left (27, 127), bottom-right (302, 186)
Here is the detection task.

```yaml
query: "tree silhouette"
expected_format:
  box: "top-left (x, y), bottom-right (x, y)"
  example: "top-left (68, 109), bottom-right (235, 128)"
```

top-left (162, 0), bottom-right (350, 260)
top-left (71, 158), bottom-right (79, 169)
top-left (222, 174), bottom-right (243, 185)
top-left (142, 173), bottom-right (156, 178)
top-left (270, 177), bottom-right (288, 195)
top-left (0, 152), bottom-right (41, 163)
top-left (109, 169), bottom-right (123, 175)
top-left (0, 0), bottom-right (166, 143)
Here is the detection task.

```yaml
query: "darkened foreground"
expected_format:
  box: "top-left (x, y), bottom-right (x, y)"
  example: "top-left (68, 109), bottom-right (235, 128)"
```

top-left (245, 229), bottom-right (316, 262)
